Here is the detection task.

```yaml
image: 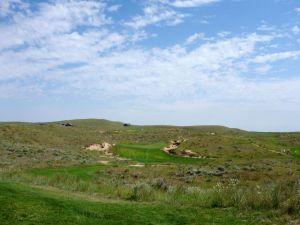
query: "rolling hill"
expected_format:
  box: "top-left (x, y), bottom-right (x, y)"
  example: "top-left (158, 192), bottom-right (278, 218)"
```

top-left (0, 119), bottom-right (299, 224)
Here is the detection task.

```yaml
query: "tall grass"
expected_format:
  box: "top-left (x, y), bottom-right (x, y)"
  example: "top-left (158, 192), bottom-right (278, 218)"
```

top-left (127, 178), bottom-right (300, 213)
top-left (1, 168), bottom-right (299, 214)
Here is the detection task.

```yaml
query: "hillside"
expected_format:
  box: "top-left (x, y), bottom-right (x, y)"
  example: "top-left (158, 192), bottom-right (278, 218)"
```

top-left (0, 119), bottom-right (300, 224)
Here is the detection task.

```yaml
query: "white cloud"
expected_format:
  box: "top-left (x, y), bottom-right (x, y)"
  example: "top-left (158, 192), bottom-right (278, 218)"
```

top-left (255, 64), bottom-right (272, 74)
top-left (0, 0), bottom-right (110, 51)
top-left (199, 19), bottom-right (209, 24)
top-left (0, 1), bottom-right (285, 103)
top-left (217, 31), bottom-right (231, 38)
top-left (0, 0), bottom-right (28, 17)
top-left (124, 4), bottom-right (187, 29)
top-left (1, 18), bottom-right (278, 101)
top-left (0, 3), bottom-right (286, 105)
top-left (185, 32), bottom-right (209, 44)
top-left (257, 24), bottom-right (276, 32)
top-left (251, 51), bottom-right (300, 64)
top-left (107, 4), bottom-right (121, 12)
top-left (292, 25), bottom-right (300, 34)
top-left (32, 33), bottom-right (276, 102)
top-left (0, 0), bottom-right (127, 81)
top-left (1, 1), bottom-right (300, 131)
top-left (159, 0), bottom-right (220, 8)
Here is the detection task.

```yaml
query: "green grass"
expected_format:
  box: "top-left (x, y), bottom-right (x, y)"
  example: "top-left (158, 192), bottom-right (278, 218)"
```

top-left (1, 119), bottom-right (300, 224)
top-left (0, 181), bottom-right (279, 225)
top-left (114, 144), bottom-right (203, 164)
top-left (29, 165), bottom-right (105, 180)
top-left (291, 147), bottom-right (300, 159)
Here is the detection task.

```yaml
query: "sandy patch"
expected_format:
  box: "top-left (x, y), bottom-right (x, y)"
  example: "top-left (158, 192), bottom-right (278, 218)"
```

top-left (181, 149), bottom-right (198, 157)
top-left (86, 142), bottom-right (112, 156)
top-left (129, 163), bottom-right (145, 167)
top-left (162, 139), bottom-right (200, 158)
top-left (98, 160), bottom-right (110, 165)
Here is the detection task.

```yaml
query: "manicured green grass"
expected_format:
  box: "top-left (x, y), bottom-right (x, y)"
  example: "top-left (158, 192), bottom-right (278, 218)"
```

top-left (0, 181), bottom-right (271, 225)
top-left (291, 147), bottom-right (300, 159)
top-left (30, 165), bottom-right (105, 180)
top-left (114, 144), bottom-right (203, 164)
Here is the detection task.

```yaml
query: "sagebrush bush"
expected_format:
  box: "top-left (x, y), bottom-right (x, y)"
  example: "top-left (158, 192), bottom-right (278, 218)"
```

top-left (149, 178), bottom-right (169, 191)
top-left (128, 182), bottom-right (154, 201)
top-left (203, 179), bottom-right (299, 210)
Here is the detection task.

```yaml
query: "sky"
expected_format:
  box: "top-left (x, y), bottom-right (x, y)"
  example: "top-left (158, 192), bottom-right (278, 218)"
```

top-left (0, 0), bottom-right (300, 131)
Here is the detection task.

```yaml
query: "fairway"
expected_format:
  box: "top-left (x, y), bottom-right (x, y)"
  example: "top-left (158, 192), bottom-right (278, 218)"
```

top-left (114, 144), bottom-right (202, 164)
top-left (291, 147), bottom-right (300, 159)
top-left (30, 165), bottom-right (105, 180)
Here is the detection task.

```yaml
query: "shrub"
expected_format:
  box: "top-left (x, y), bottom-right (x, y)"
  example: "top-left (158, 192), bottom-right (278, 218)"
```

top-left (202, 179), bottom-right (299, 210)
top-left (149, 178), bottom-right (169, 191)
top-left (128, 182), bottom-right (154, 201)
top-left (281, 196), bottom-right (300, 215)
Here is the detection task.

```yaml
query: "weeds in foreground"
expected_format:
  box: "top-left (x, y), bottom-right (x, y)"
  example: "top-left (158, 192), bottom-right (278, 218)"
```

top-left (1, 169), bottom-right (299, 215)
top-left (128, 178), bottom-right (300, 214)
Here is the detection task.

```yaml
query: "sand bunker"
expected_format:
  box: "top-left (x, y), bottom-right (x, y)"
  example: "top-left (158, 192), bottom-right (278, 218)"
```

top-left (181, 149), bottom-right (198, 157)
top-left (162, 139), bottom-right (184, 154)
top-left (162, 143), bottom-right (178, 154)
top-left (162, 139), bottom-right (200, 158)
top-left (86, 142), bottom-right (112, 155)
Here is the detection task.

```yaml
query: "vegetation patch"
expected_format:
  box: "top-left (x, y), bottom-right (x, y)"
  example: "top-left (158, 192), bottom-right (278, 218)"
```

top-left (30, 165), bottom-right (105, 180)
top-left (1, 119), bottom-right (300, 224)
top-left (291, 147), bottom-right (300, 159)
top-left (114, 144), bottom-right (203, 164)
top-left (0, 182), bottom-right (288, 225)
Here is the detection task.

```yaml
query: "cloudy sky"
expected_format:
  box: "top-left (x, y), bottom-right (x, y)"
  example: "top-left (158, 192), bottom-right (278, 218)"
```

top-left (0, 0), bottom-right (300, 131)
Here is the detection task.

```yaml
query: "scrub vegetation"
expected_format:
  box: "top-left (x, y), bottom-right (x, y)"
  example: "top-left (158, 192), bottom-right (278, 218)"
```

top-left (0, 119), bottom-right (299, 224)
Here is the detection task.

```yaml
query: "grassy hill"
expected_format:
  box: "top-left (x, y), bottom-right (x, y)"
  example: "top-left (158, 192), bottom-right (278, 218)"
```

top-left (0, 119), bottom-right (299, 224)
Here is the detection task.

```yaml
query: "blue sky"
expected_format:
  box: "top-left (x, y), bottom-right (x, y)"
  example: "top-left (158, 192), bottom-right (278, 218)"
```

top-left (0, 0), bottom-right (300, 131)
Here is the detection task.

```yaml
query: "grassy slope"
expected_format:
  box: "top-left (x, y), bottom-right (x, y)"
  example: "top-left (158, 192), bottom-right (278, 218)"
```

top-left (0, 119), bottom-right (300, 224)
top-left (29, 164), bottom-right (105, 180)
top-left (291, 147), bottom-right (300, 159)
top-left (1, 119), bottom-right (299, 167)
top-left (0, 181), bottom-right (276, 225)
